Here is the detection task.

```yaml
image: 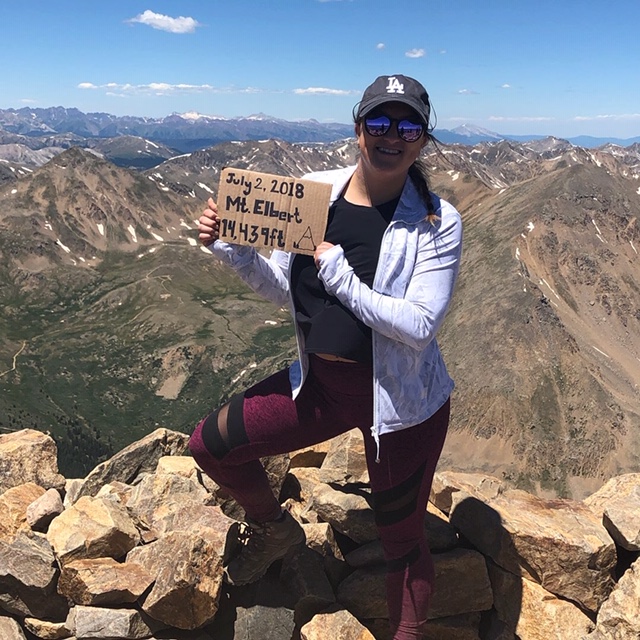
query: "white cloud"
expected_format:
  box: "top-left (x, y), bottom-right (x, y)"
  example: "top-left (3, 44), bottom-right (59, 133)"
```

top-left (78, 82), bottom-right (355, 98)
top-left (294, 87), bottom-right (359, 96)
top-left (20, 98), bottom-right (37, 104)
top-left (405, 48), bottom-right (425, 58)
top-left (376, 43), bottom-right (385, 50)
top-left (489, 116), bottom-right (554, 122)
top-left (458, 89), bottom-right (478, 95)
top-left (573, 113), bottom-right (640, 121)
top-left (439, 49), bottom-right (447, 54)
top-left (501, 84), bottom-right (512, 89)
top-left (126, 10), bottom-right (201, 34)
top-left (79, 82), bottom-right (215, 95)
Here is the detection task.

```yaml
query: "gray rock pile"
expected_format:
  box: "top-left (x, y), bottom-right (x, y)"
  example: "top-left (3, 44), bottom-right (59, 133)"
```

top-left (1, 428), bottom-right (639, 640)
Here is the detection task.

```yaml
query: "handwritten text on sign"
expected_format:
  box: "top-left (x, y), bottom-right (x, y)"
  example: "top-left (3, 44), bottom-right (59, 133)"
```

top-left (217, 168), bottom-right (332, 256)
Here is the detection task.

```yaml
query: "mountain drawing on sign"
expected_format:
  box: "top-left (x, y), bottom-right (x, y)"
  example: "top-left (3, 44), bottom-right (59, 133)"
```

top-left (293, 226), bottom-right (316, 252)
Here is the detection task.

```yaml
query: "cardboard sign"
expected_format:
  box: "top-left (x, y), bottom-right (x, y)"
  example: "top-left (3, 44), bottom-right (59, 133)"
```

top-left (217, 168), bottom-right (332, 256)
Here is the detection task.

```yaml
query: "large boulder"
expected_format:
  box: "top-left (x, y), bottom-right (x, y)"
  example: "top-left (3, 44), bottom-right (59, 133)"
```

top-left (127, 531), bottom-right (224, 630)
top-left (584, 474), bottom-right (640, 551)
top-left (75, 428), bottom-right (190, 500)
top-left (0, 430), bottom-right (65, 495)
top-left (450, 489), bottom-right (616, 612)
top-left (46, 495), bottom-right (140, 565)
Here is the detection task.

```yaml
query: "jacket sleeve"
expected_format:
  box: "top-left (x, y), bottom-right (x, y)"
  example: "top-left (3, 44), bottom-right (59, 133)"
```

top-left (316, 209), bottom-right (462, 351)
top-left (208, 240), bottom-right (291, 307)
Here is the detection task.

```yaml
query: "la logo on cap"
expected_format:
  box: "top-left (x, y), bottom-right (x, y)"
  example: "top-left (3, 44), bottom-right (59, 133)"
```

top-left (385, 77), bottom-right (404, 94)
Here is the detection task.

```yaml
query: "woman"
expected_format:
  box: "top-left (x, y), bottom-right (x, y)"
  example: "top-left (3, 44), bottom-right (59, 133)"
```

top-left (190, 74), bottom-right (463, 640)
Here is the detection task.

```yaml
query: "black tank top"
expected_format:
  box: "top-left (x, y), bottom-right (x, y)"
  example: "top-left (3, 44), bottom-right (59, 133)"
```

top-left (291, 194), bottom-right (398, 363)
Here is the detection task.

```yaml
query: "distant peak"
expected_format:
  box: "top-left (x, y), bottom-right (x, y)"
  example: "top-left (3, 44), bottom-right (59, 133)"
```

top-left (178, 111), bottom-right (228, 122)
top-left (451, 124), bottom-right (502, 138)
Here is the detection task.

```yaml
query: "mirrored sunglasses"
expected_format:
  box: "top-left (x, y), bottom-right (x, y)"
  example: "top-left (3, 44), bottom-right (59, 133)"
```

top-left (363, 115), bottom-right (425, 143)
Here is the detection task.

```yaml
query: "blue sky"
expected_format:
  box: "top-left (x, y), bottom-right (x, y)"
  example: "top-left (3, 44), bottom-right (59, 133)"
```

top-left (2, 0), bottom-right (639, 139)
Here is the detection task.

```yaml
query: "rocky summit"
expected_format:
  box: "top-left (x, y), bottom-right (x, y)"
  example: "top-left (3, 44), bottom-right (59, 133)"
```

top-left (1, 428), bottom-right (639, 640)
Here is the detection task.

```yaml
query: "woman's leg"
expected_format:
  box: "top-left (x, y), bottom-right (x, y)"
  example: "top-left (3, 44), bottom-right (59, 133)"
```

top-left (189, 356), bottom-right (375, 522)
top-left (364, 400), bottom-right (450, 640)
top-left (189, 356), bottom-right (376, 585)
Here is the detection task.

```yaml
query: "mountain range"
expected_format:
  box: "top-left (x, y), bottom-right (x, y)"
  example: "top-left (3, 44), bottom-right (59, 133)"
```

top-left (1, 107), bottom-right (639, 163)
top-left (0, 118), bottom-right (638, 499)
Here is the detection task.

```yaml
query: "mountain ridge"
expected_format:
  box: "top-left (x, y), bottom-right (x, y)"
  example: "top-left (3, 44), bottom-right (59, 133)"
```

top-left (1, 106), bottom-right (639, 151)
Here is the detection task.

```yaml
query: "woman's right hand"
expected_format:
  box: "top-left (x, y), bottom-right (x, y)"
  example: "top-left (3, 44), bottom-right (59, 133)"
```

top-left (198, 198), bottom-right (220, 246)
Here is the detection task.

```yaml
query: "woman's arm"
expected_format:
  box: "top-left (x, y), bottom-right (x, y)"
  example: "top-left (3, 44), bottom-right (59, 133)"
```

top-left (316, 209), bottom-right (462, 351)
top-left (198, 198), bottom-right (291, 307)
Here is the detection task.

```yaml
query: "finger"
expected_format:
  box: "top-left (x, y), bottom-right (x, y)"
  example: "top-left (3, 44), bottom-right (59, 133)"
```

top-left (198, 214), bottom-right (217, 228)
top-left (207, 198), bottom-right (218, 213)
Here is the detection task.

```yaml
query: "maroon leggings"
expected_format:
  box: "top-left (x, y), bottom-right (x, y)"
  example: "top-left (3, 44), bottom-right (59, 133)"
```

top-left (189, 355), bottom-right (449, 640)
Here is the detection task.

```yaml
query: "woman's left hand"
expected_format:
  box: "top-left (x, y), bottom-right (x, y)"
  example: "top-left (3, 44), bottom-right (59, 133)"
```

top-left (314, 241), bottom-right (335, 268)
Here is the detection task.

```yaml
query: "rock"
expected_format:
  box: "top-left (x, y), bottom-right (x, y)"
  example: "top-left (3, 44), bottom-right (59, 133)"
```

top-left (22, 617), bottom-right (72, 640)
top-left (286, 467), bottom-right (324, 503)
top-left (344, 539), bottom-right (385, 568)
top-left (334, 565), bottom-right (386, 620)
top-left (57, 557), bottom-right (154, 606)
top-left (425, 502), bottom-right (459, 552)
top-left (301, 607), bottom-right (376, 639)
top-left (424, 613), bottom-right (482, 640)
top-left (127, 531), bottom-right (224, 630)
top-left (450, 489), bottom-right (616, 611)
top-left (429, 548), bottom-right (493, 619)
top-left (0, 531), bottom-right (68, 620)
top-left (583, 473), bottom-right (640, 514)
top-left (0, 428), bottom-right (636, 639)
top-left (95, 480), bottom-right (134, 505)
top-left (0, 482), bottom-right (46, 541)
top-left (281, 467), bottom-right (325, 523)
top-left (0, 430), bottom-right (65, 495)
top-left (301, 522), bottom-right (343, 559)
top-left (603, 497), bottom-right (640, 552)
top-left (47, 495), bottom-right (140, 565)
top-left (0, 613), bottom-right (27, 640)
top-left (517, 577), bottom-right (595, 639)
top-left (584, 474), bottom-right (640, 551)
top-left (155, 455), bottom-right (200, 477)
top-left (289, 441), bottom-right (332, 468)
top-left (310, 482), bottom-right (376, 544)
top-left (63, 478), bottom-right (83, 508)
top-left (66, 604), bottom-right (163, 639)
top-left (321, 432), bottom-right (368, 480)
top-left (76, 428), bottom-right (190, 500)
top-left (430, 471), bottom-right (503, 515)
top-left (150, 501), bottom-right (234, 554)
top-left (280, 545), bottom-right (336, 626)
top-left (231, 604), bottom-right (296, 640)
top-left (26, 488), bottom-right (64, 532)
top-left (124, 471), bottom-right (213, 538)
top-left (488, 561), bottom-right (594, 639)
top-left (587, 556), bottom-right (640, 640)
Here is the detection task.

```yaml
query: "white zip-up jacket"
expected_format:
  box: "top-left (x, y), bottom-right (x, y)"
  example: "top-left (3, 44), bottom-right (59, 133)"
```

top-left (209, 165), bottom-right (463, 457)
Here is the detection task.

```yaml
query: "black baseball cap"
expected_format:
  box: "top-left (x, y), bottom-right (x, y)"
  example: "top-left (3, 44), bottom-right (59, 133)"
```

top-left (355, 74), bottom-right (431, 125)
